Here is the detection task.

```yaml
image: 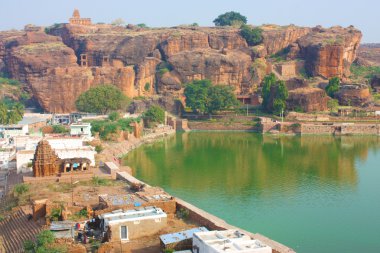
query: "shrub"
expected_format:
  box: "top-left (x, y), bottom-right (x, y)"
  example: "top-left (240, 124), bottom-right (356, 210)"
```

top-left (240, 25), bottom-right (263, 46)
top-left (144, 82), bottom-right (151, 92)
top-left (49, 207), bottom-right (62, 221)
top-left (95, 145), bottom-right (104, 154)
top-left (176, 208), bottom-right (190, 219)
top-left (108, 111), bottom-right (121, 121)
top-left (14, 183), bottom-right (29, 195)
top-left (143, 105), bottom-right (165, 126)
top-left (52, 125), bottom-right (69, 134)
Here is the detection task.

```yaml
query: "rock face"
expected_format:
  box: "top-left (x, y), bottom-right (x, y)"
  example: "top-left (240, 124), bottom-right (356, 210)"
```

top-left (261, 25), bottom-right (311, 56)
top-left (335, 84), bottom-right (372, 106)
top-left (298, 26), bottom-right (362, 79)
top-left (286, 87), bottom-right (329, 112)
top-left (0, 23), bottom-right (363, 113)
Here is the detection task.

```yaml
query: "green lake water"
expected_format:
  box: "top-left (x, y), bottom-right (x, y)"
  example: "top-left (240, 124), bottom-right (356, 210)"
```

top-left (123, 132), bottom-right (380, 253)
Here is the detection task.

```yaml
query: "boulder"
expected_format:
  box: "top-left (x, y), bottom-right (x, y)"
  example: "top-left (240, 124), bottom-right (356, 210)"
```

top-left (298, 26), bottom-right (362, 78)
top-left (286, 87), bottom-right (329, 112)
top-left (335, 84), bottom-right (372, 106)
top-left (168, 49), bottom-right (253, 94)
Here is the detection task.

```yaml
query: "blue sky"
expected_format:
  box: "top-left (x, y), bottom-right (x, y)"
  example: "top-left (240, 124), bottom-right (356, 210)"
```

top-left (1, 0), bottom-right (378, 42)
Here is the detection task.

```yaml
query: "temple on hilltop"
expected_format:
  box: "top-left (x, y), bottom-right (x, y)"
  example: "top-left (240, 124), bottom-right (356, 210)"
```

top-left (69, 9), bottom-right (92, 26)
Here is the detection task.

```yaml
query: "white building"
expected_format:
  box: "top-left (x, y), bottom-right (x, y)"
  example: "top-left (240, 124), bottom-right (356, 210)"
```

top-left (0, 124), bottom-right (28, 138)
top-left (193, 230), bottom-right (272, 253)
top-left (70, 123), bottom-right (92, 138)
top-left (99, 207), bottom-right (167, 242)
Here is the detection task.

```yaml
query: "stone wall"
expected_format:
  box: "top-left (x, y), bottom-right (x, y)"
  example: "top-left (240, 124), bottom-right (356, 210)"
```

top-left (301, 123), bottom-right (380, 135)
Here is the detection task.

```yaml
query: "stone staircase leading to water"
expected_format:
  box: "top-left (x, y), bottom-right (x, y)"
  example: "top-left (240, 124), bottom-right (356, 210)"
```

top-left (0, 208), bottom-right (42, 253)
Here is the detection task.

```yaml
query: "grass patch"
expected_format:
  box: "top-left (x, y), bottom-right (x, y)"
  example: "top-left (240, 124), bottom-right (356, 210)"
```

top-left (350, 64), bottom-right (380, 80)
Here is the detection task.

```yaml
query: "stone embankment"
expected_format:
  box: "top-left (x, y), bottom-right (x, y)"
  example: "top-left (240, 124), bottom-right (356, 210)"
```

top-left (99, 126), bottom-right (175, 162)
top-left (187, 118), bottom-right (380, 136)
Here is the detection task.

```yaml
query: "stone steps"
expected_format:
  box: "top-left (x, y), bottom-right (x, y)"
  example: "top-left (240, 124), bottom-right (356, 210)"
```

top-left (0, 208), bottom-right (42, 252)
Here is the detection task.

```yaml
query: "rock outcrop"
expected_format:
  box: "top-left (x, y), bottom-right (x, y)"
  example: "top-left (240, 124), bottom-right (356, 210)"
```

top-left (0, 22), bottom-right (363, 113)
top-left (298, 26), bottom-right (362, 79)
top-left (335, 84), bottom-right (372, 106)
top-left (286, 87), bottom-right (329, 112)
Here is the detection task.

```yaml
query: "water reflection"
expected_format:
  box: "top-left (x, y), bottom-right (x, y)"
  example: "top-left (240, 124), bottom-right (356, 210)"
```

top-left (123, 133), bottom-right (380, 196)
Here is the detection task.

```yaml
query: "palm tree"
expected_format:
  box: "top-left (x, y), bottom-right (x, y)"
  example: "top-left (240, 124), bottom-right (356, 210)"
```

top-left (13, 102), bottom-right (24, 118)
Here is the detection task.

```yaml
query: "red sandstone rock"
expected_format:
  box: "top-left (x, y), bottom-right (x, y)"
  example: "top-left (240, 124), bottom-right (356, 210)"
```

top-left (298, 26), bottom-right (362, 78)
top-left (286, 87), bottom-right (329, 112)
top-left (0, 24), bottom-right (363, 113)
top-left (335, 84), bottom-right (372, 106)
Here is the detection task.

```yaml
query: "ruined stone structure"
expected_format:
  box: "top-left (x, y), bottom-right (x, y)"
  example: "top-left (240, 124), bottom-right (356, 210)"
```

top-left (32, 140), bottom-right (60, 177)
top-left (69, 9), bottom-right (92, 26)
top-left (335, 84), bottom-right (372, 106)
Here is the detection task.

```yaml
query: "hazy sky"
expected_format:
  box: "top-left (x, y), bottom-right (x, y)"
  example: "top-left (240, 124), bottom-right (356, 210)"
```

top-left (1, 0), bottom-right (378, 42)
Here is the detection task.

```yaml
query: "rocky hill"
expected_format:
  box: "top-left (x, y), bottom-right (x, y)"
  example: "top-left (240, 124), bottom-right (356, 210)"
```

top-left (0, 21), bottom-right (362, 113)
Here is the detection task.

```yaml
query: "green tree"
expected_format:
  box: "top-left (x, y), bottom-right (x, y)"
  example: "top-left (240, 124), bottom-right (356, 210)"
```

top-left (327, 99), bottom-right (339, 113)
top-left (0, 102), bottom-right (8, 124)
top-left (261, 74), bottom-right (289, 114)
top-left (325, 77), bottom-right (340, 97)
top-left (184, 80), bottom-right (239, 115)
top-left (207, 85), bottom-right (239, 114)
top-left (213, 11), bottom-right (247, 27)
top-left (262, 73), bottom-right (277, 109)
top-left (143, 105), bottom-right (165, 125)
top-left (273, 98), bottom-right (286, 116)
top-left (137, 23), bottom-right (148, 28)
top-left (6, 110), bottom-right (22, 124)
top-left (184, 80), bottom-right (211, 114)
top-left (240, 25), bottom-right (263, 46)
top-left (75, 85), bottom-right (129, 114)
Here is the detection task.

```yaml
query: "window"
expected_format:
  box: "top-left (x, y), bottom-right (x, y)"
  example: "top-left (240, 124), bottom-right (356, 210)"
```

top-left (120, 226), bottom-right (128, 240)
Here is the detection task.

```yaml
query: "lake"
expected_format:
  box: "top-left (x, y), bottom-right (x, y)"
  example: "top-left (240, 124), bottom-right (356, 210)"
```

top-left (123, 132), bottom-right (380, 253)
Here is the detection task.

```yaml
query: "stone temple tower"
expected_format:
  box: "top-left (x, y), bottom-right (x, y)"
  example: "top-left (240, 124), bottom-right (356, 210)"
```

top-left (69, 9), bottom-right (92, 26)
top-left (32, 140), bottom-right (60, 177)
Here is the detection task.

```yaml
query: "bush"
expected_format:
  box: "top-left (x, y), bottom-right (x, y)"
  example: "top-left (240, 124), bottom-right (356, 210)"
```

top-left (240, 25), bottom-right (263, 46)
top-left (144, 82), bottom-right (151, 92)
top-left (14, 183), bottom-right (29, 195)
top-left (52, 125), bottom-right (69, 134)
top-left (95, 145), bottom-right (104, 154)
top-left (176, 208), bottom-right (190, 219)
top-left (24, 230), bottom-right (66, 253)
top-left (213, 11), bottom-right (247, 27)
top-left (108, 111), bottom-right (121, 121)
top-left (143, 105), bottom-right (165, 126)
top-left (50, 207), bottom-right (62, 221)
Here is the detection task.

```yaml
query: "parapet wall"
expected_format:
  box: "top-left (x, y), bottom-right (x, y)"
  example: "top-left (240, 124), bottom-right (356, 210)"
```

top-left (301, 123), bottom-right (380, 135)
top-left (176, 198), bottom-right (296, 253)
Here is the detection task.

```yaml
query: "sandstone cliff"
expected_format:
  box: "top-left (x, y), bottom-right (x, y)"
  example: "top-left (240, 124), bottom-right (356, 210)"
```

top-left (0, 23), bottom-right (363, 113)
top-left (297, 26), bottom-right (362, 79)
